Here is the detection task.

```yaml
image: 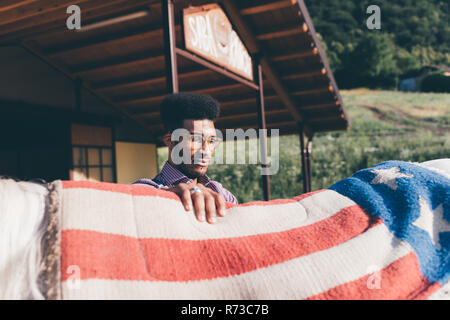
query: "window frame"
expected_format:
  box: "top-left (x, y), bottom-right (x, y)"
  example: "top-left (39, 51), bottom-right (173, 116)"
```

top-left (72, 145), bottom-right (115, 182)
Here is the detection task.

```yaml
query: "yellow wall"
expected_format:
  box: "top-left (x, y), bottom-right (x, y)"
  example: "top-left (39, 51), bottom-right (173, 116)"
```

top-left (115, 141), bottom-right (158, 184)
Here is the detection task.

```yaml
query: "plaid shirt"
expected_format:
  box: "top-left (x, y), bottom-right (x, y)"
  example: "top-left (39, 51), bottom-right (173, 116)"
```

top-left (133, 161), bottom-right (239, 204)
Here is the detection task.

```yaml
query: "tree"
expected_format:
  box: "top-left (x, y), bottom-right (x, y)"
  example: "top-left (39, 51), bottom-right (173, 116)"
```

top-left (316, 33), bottom-right (341, 72)
top-left (338, 33), bottom-right (399, 88)
top-left (305, 0), bottom-right (449, 89)
top-left (353, 33), bottom-right (398, 78)
top-left (395, 48), bottom-right (421, 74)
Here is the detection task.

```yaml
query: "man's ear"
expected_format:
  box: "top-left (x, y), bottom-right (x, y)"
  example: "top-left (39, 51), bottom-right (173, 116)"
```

top-left (162, 132), bottom-right (173, 147)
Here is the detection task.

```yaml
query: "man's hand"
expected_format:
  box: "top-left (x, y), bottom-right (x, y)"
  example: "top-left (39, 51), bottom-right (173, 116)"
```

top-left (167, 183), bottom-right (226, 224)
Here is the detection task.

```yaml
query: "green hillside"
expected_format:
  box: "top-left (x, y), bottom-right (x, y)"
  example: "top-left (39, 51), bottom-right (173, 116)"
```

top-left (158, 90), bottom-right (450, 203)
top-left (305, 0), bottom-right (450, 89)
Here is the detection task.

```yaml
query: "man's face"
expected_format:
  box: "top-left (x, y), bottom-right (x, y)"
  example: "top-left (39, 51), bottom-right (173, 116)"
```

top-left (171, 119), bottom-right (219, 179)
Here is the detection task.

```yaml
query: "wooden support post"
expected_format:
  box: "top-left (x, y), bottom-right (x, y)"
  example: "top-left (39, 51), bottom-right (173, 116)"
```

top-left (306, 137), bottom-right (313, 192)
top-left (256, 62), bottom-right (271, 201)
top-left (161, 0), bottom-right (178, 93)
top-left (299, 125), bottom-right (309, 194)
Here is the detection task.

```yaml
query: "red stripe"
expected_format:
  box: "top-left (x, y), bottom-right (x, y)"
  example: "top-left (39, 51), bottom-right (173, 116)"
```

top-left (61, 205), bottom-right (379, 282)
top-left (62, 180), bottom-right (180, 199)
top-left (234, 189), bottom-right (324, 208)
top-left (61, 180), bottom-right (325, 208)
top-left (307, 252), bottom-right (442, 300)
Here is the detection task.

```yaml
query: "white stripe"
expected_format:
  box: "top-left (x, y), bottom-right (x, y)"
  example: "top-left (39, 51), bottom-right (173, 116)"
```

top-left (61, 224), bottom-right (413, 299)
top-left (419, 158), bottom-right (450, 179)
top-left (427, 281), bottom-right (450, 300)
top-left (61, 189), bottom-right (355, 239)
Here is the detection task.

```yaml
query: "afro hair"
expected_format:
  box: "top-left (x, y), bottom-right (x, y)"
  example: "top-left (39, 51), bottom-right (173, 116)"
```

top-left (160, 92), bottom-right (220, 132)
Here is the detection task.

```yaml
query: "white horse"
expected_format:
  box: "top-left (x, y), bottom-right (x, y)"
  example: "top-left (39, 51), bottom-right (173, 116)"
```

top-left (0, 178), bottom-right (48, 299)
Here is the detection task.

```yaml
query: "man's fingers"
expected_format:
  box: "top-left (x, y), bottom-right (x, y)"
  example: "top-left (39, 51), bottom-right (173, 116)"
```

top-left (214, 193), bottom-right (226, 217)
top-left (192, 192), bottom-right (206, 222)
top-left (180, 188), bottom-right (193, 211)
top-left (204, 192), bottom-right (217, 224)
top-left (173, 183), bottom-right (225, 224)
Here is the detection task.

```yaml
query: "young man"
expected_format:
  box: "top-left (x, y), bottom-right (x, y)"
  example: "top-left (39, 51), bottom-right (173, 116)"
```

top-left (134, 92), bottom-right (238, 224)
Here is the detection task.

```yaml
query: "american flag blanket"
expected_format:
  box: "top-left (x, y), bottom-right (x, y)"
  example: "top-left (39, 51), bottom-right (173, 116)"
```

top-left (1, 160), bottom-right (449, 299)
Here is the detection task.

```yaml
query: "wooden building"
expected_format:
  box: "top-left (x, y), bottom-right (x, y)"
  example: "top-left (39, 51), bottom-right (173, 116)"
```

top-left (0, 0), bottom-right (349, 199)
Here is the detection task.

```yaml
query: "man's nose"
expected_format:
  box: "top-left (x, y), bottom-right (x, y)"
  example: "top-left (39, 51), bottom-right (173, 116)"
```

top-left (199, 147), bottom-right (212, 158)
top-left (201, 140), bottom-right (213, 154)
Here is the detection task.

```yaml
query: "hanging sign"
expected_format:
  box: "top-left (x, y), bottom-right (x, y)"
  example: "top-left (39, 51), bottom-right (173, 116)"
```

top-left (183, 4), bottom-right (254, 81)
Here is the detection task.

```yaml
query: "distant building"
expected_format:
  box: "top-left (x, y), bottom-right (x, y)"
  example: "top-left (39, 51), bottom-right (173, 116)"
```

top-left (399, 78), bottom-right (417, 91)
top-left (399, 65), bottom-right (450, 92)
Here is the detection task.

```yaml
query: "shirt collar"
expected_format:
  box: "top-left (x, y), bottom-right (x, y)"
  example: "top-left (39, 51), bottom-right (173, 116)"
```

top-left (159, 161), bottom-right (212, 186)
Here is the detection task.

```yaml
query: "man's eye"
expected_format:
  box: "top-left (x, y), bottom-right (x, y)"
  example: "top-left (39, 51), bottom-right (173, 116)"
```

top-left (192, 135), bottom-right (203, 143)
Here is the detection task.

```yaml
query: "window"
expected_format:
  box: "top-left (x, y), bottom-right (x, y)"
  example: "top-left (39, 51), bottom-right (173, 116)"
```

top-left (71, 123), bottom-right (115, 182)
top-left (72, 146), bottom-right (114, 182)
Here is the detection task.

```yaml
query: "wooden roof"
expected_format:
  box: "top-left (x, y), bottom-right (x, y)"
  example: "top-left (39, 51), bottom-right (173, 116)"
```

top-left (0, 0), bottom-right (349, 145)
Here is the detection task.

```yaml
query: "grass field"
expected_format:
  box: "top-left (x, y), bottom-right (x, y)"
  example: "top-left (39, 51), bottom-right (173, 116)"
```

top-left (158, 89), bottom-right (450, 203)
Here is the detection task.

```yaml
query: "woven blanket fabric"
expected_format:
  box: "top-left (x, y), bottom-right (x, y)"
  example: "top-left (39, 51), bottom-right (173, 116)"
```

top-left (58, 161), bottom-right (449, 300)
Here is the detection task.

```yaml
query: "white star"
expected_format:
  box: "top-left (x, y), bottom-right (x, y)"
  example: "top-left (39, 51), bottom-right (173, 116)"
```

top-left (413, 197), bottom-right (450, 250)
top-left (370, 167), bottom-right (413, 190)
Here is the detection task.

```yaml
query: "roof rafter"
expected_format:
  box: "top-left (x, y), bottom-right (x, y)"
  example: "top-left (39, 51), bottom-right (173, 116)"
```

top-left (45, 25), bottom-right (177, 56)
top-left (240, 0), bottom-right (297, 16)
top-left (115, 82), bottom-right (247, 105)
top-left (96, 69), bottom-right (212, 92)
top-left (0, 0), bottom-right (156, 42)
top-left (72, 50), bottom-right (164, 76)
top-left (256, 23), bottom-right (308, 41)
top-left (0, 0), bottom-right (89, 26)
top-left (0, 0), bottom-right (39, 12)
top-left (271, 47), bottom-right (318, 61)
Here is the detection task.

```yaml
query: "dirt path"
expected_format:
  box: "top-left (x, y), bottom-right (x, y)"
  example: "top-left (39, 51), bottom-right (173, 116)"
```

top-left (355, 104), bottom-right (449, 134)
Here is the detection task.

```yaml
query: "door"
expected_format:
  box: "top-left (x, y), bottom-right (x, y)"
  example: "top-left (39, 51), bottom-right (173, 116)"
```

top-left (0, 113), bottom-right (70, 182)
